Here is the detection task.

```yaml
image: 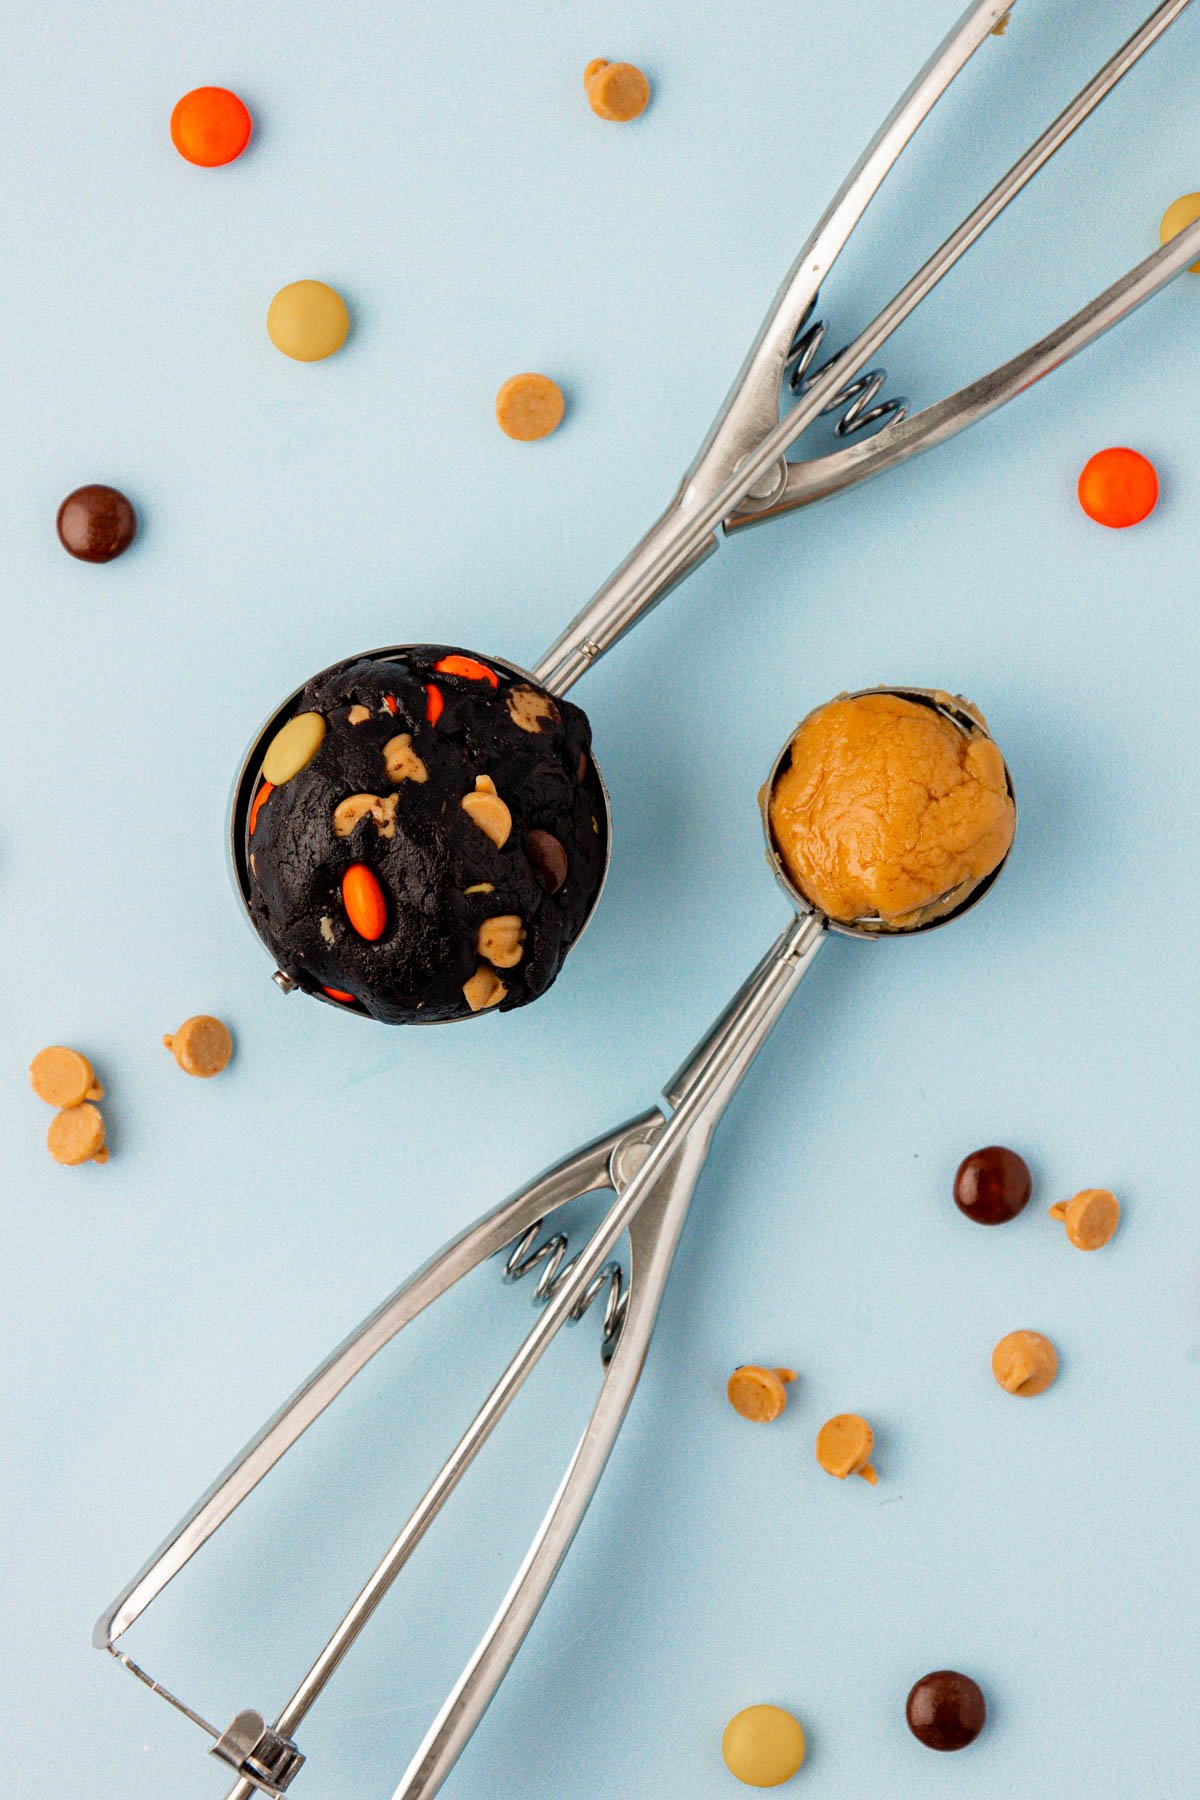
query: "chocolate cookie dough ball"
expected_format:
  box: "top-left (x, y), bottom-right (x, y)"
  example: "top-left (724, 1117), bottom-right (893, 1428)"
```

top-left (244, 649), bottom-right (606, 1023)
top-left (768, 692), bottom-right (1014, 927)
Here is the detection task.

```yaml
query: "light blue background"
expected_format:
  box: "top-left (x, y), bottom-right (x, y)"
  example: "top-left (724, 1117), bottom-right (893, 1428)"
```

top-left (3, 2), bottom-right (1199, 1796)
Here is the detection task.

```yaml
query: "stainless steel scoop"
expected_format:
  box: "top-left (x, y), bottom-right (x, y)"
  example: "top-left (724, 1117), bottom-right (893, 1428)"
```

top-left (230, 0), bottom-right (1200, 1014)
top-left (100, 687), bottom-right (1015, 1799)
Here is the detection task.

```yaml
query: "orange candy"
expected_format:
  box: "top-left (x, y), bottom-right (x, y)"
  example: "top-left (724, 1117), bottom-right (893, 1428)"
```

top-left (170, 87), bottom-right (252, 167)
top-left (434, 655), bottom-right (499, 687)
top-left (341, 864), bottom-right (387, 941)
top-left (249, 780), bottom-right (273, 836)
top-left (425, 684), bottom-right (444, 725)
top-left (1077, 447), bottom-right (1158, 529)
top-left (322, 986), bottom-right (357, 1004)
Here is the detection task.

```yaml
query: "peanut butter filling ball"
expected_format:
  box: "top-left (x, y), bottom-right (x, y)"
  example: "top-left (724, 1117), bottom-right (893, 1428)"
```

top-left (768, 692), bottom-right (1014, 926)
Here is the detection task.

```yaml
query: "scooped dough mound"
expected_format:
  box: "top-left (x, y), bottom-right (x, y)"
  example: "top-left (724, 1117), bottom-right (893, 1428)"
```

top-left (768, 692), bottom-right (1014, 926)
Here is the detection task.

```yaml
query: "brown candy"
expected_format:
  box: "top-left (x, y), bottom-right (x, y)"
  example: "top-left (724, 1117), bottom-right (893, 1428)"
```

top-left (56, 484), bottom-right (137, 562)
top-left (953, 1145), bottom-right (1032, 1224)
top-left (525, 829), bottom-right (568, 894)
top-left (906, 1671), bottom-right (986, 1751)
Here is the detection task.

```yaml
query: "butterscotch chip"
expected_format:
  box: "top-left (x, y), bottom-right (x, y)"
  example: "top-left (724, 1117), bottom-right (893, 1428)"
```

top-left (461, 774), bottom-right (512, 847)
top-left (815, 1413), bottom-right (877, 1483)
top-left (463, 966), bottom-right (507, 1012)
top-left (29, 1045), bottom-right (102, 1108)
top-left (163, 1015), bottom-right (233, 1078)
top-left (47, 1102), bottom-right (107, 1165)
top-left (1049, 1188), bottom-right (1119, 1251)
top-left (495, 373), bottom-right (565, 442)
top-left (477, 914), bottom-right (525, 969)
top-left (584, 58), bottom-right (650, 121)
top-left (992, 1329), bottom-right (1058, 1396)
top-left (727, 1365), bottom-right (797, 1423)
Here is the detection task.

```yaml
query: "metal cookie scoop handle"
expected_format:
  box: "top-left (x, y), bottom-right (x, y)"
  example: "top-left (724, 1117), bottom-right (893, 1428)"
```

top-left (231, 0), bottom-right (1200, 1004)
top-left (98, 691), bottom-right (1014, 1800)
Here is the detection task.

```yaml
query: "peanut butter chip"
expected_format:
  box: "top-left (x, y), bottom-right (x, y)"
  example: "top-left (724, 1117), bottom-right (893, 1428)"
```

top-left (461, 774), bottom-right (512, 847)
top-left (584, 58), bottom-right (651, 121)
top-left (163, 1015), bottom-right (233, 1078)
top-left (47, 1102), bottom-right (107, 1165)
top-left (383, 733), bottom-right (428, 785)
top-left (815, 1414), bottom-right (877, 1484)
top-left (495, 374), bottom-right (565, 442)
top-left (506, 685), bottom-right (560, 733)
top-left (333, 793), bottom-right (399, 839)
top-left (726, 1365), bottom-right (797, 1423)
top-left (29, 1045), bottom-right (102, 1108)
top-left (1049, 1188), bottom-right (1120, 1251)
top-left (477, 914), bottom-right (525, 970)
top-left (347, 704), bottom-right (371, 725)
top-left (992, 1330), bottom-right (1058, 1396)
top-left (462, 965), bottom-right (508, 1012)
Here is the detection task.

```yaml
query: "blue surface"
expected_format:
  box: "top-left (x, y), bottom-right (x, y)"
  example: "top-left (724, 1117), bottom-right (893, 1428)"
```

top-left (3, 2), bottom-right (1199, 1796)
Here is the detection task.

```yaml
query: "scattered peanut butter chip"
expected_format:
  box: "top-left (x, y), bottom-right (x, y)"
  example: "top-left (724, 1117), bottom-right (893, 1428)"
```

top-left (477, 914), bottom-right (525, 969)
top-left (383, 733), bottom-right (428, 785)
top-left (347, 704), bottom-right (372, 725)
top-left (507, 685), bottom-right (560, 733)
top-left (1049, 1188), bottom-right (1119, 1251)
top-left (525, 828), bottom-right (568, 894)
top-left (333, 792), bottom-right (399, 838)
top-left (584, 58), bottom-right (650, 121)
top-left (47, 1102), bottom-right (107, 1165)
top-left (461, 774), bottom-right (512, 847)
top-left (262, 711), bottom-right (326, 785)
top-left (29, 1045), bottom-right (102, 1108)
top-left (991, 1329), bottom-right (1058, 1396)
top-left (816, 1414), bottom-right (877, 1483)
top-left (495, 373), bottom-right (565, 442)
top-left (163, 1015), bottom-right (233, 1078)
top-left (463, 965), bottom-right (507, 1012)
top-left (727, 1365), bottom-right (797, 1423)
top-left (992, 9), bottom-right (1011, 33)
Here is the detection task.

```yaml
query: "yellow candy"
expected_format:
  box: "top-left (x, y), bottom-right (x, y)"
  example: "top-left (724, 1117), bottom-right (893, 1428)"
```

top-left (267, 280), bottom-right (350, 361)
top-left (1160, 194), bottom-right (1200, 273)
top-left (722, 1705), bottom-right (806, 1787)
top-left (262, 712), bottom-right (326, 785)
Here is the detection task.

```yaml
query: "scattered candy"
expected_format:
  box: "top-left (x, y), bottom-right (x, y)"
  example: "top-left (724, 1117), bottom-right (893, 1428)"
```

top-left (815, 1413), bottom-right (877, 1484)
top-left (721, 1704), bottom-right (806, 1787)
top-left (341, 864), bottom-right (388, 941)
top-left (434, 654), bottom-right (499, 686)
top-left (47, 1102), bottom-right (108, 1166)
top-left (29, 1046), bottom-right (102, 1109)
top-left (262, 712), bottom-right (326, 785)
top-left (906, 1671), bottom-right (986, 1751)
top-left (267, 280), bottom-right (350, 362)
top-left (991, 1329), bottom-right (1058, 1397)
top-left (1077, 446), bottom-right (1158, 529)
top-left (1048, 1186), bottom-right (1120, 1251)
top-left (170, 86), bottom-right (252, 167)
top-left (953, 1145), bottom-right (1031, 1225)
top-left (584, 58), bottom-right (651, 122)
top-left (524, 828), bottom-right (569, 894)
top-left (163, 1014), bottom-right (234, 1078)
top-left (463, 965), bottom-right (507, 1012)
top-left (1159, 192), bottom-right (1200, 273)
top-left (476, 914), bottom-right (526, 969)
top-left (461, 774), bottom-right (512, 847)
top-left (494, 373), bottom-right (565, 441)
top-left (56, 484), bottom-right (137, 562)
top-left (726, 1365), bottom-right (797, 1424)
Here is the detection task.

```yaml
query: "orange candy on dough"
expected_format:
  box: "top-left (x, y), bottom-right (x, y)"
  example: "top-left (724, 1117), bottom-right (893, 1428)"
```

top-left (434, 655), bottom-right (499, 687)
top-left (425, 684), bottom-right (444, 725)
top-left (341, 864), bottom-right (387, 941)
top-left (322, 986), bottom-right (357, 1004)
top-left (170, 87), bottom-right (252, 167)
top-left (249, 780), bottom-right (273, 835)
top-left (1077, 447), bottom-right (1158, 529)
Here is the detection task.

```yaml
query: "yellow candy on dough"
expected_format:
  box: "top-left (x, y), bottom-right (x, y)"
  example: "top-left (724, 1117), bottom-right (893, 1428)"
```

top-left (267, 280), bottom-right (350, 361)
top-left (263, 712), bottom-right (326, 785)
top-left (722, 1705), bottom-right (806, 1787)
top-left (1159, 193), bottom-right (1200, 273)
